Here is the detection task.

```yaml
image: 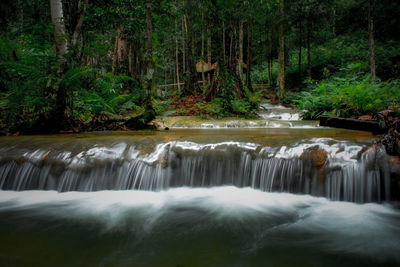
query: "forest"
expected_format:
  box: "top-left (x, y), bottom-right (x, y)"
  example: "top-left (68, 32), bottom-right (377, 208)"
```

top-left (0, 0), bottom-right (399, 135)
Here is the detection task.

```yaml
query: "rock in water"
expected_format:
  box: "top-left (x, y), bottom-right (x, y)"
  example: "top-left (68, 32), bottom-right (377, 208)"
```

top-left (300, 147), bottom-right (328, 167)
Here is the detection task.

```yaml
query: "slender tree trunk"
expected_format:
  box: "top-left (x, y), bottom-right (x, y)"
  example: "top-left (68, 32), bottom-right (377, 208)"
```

top-left (145, 0), bottom-right (153, 100)
top-left (201, 12), bottom-right (206, 87)
top-left (115, 26), bottom-right (128, 74)
top-left (183, 0), bottom-right (199, 95)
top-left (182, 18), bottom-right (186, 76)
top-left (222, 22), bottom-right (226, 65)
top-left (307, 14), bottom-right (311, 80)
top-left (369, 0), bottom-right (376, 78)
top-left (269, 27), bottom-right (273, 83)
top-left (267, 55), bottom-right (271, 85)
top-left (18, 0), bottom-right (24, 33)
top-left (239, 20), bottom-right (244, 81)
top-left (173, 64), bottom-right (177, 91)
top-left (111, 29), bottom-right (118, 74)
top-left (207, 30), bottom-right (211, 85)
top-left (230, 21), bottom-right (244, 99)
top-left (246, 21), bottom-right (253, 91)
top-left (266, 27), bottom-right (271, 85)
top-left (175, 27), bottom-right (181, 93)
top-left (174, 0), bottom-right (180, 92)
top-left (229, 32), bottom-right (233, 68)
top-left (128, 45), bottom-right (133, 76)
top-left (49, 0), bottom-right (70, 130)
top-left (277, 0), bottom-right (285, 98)
top-left (164, 69), bottom-right (167, 90)
top-left (298, 7), bottom-right (302, 79)
top-left (50, 0), bottom-right (68, 56)
top-left (332, 7), bottom-right (336, 37)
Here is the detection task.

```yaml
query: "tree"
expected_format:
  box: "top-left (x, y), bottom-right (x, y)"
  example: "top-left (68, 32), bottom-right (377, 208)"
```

top-left (182, 0), bottom-right (199, 96)
top-left (277, 0), bottom-right (285, 98)
top-left (145, 0), bottom-right (153, 100)
top-left (50, 0), bottom-right (68, 57)
top-left (49, 0), bottom-right (88, 129)
top-left (368, 0), bottom-right (376, 78)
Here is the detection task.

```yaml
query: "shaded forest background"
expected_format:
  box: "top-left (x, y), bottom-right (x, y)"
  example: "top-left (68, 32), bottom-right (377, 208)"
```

top-left (0, 0), bottom-right (400, 134)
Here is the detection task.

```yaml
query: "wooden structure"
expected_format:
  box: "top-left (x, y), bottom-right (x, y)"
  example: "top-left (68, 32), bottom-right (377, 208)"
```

top-left (196, 61), bottom-right (218, 73)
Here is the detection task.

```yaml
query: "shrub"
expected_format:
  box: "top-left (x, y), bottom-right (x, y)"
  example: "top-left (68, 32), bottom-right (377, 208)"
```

top-left (204, 98), bottom-right (225, 118)
top-left (231, 98), bottom-right (251, 115)
top-left (295, 74), bottom-right (400, 119)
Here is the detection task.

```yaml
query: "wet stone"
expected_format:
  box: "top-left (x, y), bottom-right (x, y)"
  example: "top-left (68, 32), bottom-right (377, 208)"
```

top-left (300, 147), bottom-right (328, 167)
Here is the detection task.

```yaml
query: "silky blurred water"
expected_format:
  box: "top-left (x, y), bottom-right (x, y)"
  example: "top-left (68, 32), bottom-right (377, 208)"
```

top-left (0, 188), bottom-right (399, 266)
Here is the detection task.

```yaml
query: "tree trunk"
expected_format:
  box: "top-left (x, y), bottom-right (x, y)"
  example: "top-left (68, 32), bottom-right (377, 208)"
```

top-left (207, 30), bottom-right (211, 85)
top-left (183, 0), bottom-right (199, 96)
top-left (113, 26), bottom-right (128, 74)
top-left (18, 0), bottom-right (23, 33)
top-left (307, 14), bottom-right (311, 80)
top-left (239, 20), bottom-right (244, 81)
top-left (128, 45), bottom-right (132, 76)
top-left (175, 25), bottom-right (181, 93)
top-left (267, 28), bottom-right (272, 85)
top-left (201, 12), bottom-right (206, 87)
top-left (49, 0), bottom-right (70, 130)
top-left (222, 22), bottom-right (226, 65)
top-left (50, 0), bottom-right (68, 56)
top-left (369, 0), bottom-right (376, 78)
top-left (246, 21), bottom-right (253, 91)
top-left (71, 0), bottom-right (88, 48)
top-left (182, 17), bottom-right (186, 76)
top-left (145, 0), bottom-right (153, 100)
top-left (111, 29), bottom-right (118, 74)
top-left (277, 0), bottom-right (285, 99)
top-left (298, 10), bottom-right (302, 79)
top-left (332, 7), bottom-right (336, 37)
top-left (173, 0), bottom-right (180, 92)
top-left (230, 21), bottom-right (244, 99)
top-left (229, 29), bottom-right (233, 67)
top-left (297, 2), bottom-right (303, 79)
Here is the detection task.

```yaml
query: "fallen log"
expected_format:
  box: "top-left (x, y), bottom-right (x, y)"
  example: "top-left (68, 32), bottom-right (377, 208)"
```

top-left (319, 115), bottom-right (386, 134)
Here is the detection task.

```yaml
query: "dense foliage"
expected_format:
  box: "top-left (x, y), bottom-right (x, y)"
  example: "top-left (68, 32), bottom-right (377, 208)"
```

top-left (0, 0), bottom-right (399, 134)
top-left (297, 74), bottom-right (400, 119)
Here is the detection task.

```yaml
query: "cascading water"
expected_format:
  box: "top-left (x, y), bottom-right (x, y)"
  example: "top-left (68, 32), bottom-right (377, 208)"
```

top-left (0, 138), bottom-right (395, 203)
top-left (0, 105), bottom-right (399, 266)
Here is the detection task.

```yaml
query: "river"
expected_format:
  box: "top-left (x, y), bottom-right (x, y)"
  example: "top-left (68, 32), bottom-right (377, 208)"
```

top-left (0, 105), bottom-right (399, 266)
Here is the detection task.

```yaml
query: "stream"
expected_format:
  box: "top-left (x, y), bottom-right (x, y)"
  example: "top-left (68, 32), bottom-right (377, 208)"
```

top-left (0, 105), bottom-right (399, 266)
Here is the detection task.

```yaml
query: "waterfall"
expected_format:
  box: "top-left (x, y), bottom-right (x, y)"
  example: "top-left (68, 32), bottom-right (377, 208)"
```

top-left (0, 138), bottom-right (395, 203)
